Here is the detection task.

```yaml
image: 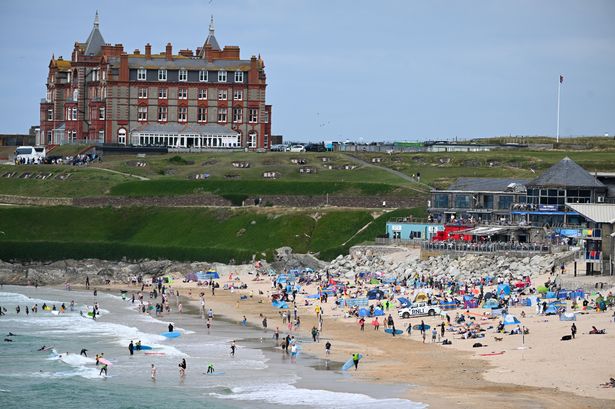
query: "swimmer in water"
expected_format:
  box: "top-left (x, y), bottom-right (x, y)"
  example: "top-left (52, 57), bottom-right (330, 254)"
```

top-left (151, 364), bottom-right (157, 381)
top-left (178, 358), bottom-right (186, 376)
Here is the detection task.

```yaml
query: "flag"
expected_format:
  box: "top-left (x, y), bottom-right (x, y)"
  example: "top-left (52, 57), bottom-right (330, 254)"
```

top-left (560, 75), bottom-right (564, 84)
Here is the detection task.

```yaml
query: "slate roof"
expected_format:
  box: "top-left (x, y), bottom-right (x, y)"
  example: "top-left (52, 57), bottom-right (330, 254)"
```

top-left (131, 123), bottom-right (239, 137)
top-left (121, 56), bottom-right (250, 70)
top-left (527, 157), bottom-right (605, 188)
top-left (566, 203), bottom-right (615, 223)
top-left (447, 178), bottom-right (529, 192)
top-left (84, 12), bottom-right (106, 56)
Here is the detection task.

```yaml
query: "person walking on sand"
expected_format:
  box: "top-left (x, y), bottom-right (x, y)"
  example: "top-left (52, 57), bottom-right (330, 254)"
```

top-left (230, 341), bottom-right (236, 357)
top-left (352, 353), bottom-right (360, 370)
top-left (311, 326), bottom-right (319, 342)
top-left (325, 341), bottom-right (331, 355)
top-left (571, 323), bottom-right (577, 339)
top-left (422, 331), bottom-right (426, 343)
top-left (431, 327), bottom-right (437, 343)
top-left (359, 317), bottom-right (365, 331)
top-left (151, 364), bottom-right (157, 381)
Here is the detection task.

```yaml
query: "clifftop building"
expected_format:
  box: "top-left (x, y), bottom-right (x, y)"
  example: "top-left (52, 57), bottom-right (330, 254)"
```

top-left (39, 13), bottom-right (271, 149)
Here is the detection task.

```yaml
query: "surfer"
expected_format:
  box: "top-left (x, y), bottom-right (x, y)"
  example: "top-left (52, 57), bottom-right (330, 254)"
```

top-left (99, 363), bottom-right (108, 376)
top-left (207, 363), bottom-right (215, 374)
top-left (151, 364), bottom-right (157, 381)
top-left (80, 348), bottom-right (88, 357)
top-left (168, 323), bottom-right (174, 332)
top-left (352, 353), bottom-right (360, 370)
top-left (230, 341), bottom-right (236, 357)
top-left (136, 341), bottom-right (142, 351)
top-left (128, 341), bottom-right (134, 356)
top-left (95, 354), bottom-right (100, 365)
top-left (38, 345), bottom-right (47, 351)
top-left (178, 358), bottom-right (187, 376)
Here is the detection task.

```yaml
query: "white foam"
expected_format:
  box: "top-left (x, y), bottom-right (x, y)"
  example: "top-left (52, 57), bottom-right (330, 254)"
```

top-left (210, 383), bottom-right (426, 409)
top-left (31, 367), bottom-right (102, 380)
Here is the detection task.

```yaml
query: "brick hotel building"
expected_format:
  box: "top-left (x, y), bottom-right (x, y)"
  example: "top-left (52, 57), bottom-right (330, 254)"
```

top-left (39, 13), bottom-right (272, 149)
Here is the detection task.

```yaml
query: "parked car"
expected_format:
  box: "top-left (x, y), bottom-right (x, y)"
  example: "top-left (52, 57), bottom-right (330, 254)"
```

top-left (305, 143), bottom-right (326, 152)
top-left (270, 144), bottom-right (288, 152)
top-left (397, 302), bottom-right (441, 319)
top-left (289, 144), bottom-right (306, 152)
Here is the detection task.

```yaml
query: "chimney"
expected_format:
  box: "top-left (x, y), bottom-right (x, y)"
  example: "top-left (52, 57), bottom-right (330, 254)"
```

top-left (165, 43), bottom-right (173, 60)
top-left (133, 49), bottom-right (141, 55)
top-left (145, 43), bottom-right (151, 59)
top-left (178, 49), bottom-right (194, 57)
top-left (119, 53), bottom-right (129, 81)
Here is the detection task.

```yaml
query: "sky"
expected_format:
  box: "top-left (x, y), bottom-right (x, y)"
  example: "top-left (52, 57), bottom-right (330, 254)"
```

top-left (0, 0), bottom-right (614, 142)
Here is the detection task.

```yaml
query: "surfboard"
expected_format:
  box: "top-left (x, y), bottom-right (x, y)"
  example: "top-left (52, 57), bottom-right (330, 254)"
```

top-left (341, 354), bottom-right (363, 371)
top-left (137, 345), bottom-right (152, 351)
top-left (98, 358), bottom-right (112, 366)
top-left (384, 329), bottom-right (403, 335)
top-left (161, 331), bottom-right (181, 338)
top-left (203, 371), bottom-right (225, 376)
top-left (412, 324), bottom-right (431, 330)
top-left (479, 351), bottom-right (505, 357)
top-left (51, 310), bottom-right (59, 316)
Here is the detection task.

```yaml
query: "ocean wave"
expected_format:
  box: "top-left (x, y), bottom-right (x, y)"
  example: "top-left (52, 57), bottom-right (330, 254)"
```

top-left (210, 383), bottom-right (427, 408)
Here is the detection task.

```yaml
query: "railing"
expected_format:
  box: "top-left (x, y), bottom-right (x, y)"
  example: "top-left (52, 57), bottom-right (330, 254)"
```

top-left (421, 241), bottom-right (553, 254)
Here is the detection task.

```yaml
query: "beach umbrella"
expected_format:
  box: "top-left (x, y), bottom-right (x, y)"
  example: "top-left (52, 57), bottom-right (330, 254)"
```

top-left (502, 314), bottom-right (521, 326)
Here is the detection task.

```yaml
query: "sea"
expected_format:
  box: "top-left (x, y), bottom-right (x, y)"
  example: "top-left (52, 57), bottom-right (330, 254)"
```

top-left (0, 286), bottom-right (426, 409)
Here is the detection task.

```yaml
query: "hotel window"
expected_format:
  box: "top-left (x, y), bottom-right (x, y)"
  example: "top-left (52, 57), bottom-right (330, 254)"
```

top-left (263, 112), bottom-right (269, 123)
top-left (158, 88), bottom-right (167, 99)
top-left (72, 107), bottom-right (78, 120)
top-left (434, 194), bottom-right (449, 208)
top-left (234, 71), bottom-right (244, 82)
top-left (498, 195), bottom-right (514, 210)
top-left (178, 88), bottom-right (188, 99)
top-left (138, 106), bottom-right (148, 121)
top-left (233, 107), bottom-right (243, 123)
top-left (98, 129), bottom-right (105, 142)
top-left (137, 68), bottom-right (147, 81)
top-left (99, 107), bottom-right (105, 120)
top-left (47, 109), bottom-right (53, 121)
top-left (218, 71), bottom-right (227, 83)
top-left (138, 88), bottom-right (148, 99)
top-left (198, 89), bottom-right (207, 100)
top-left (233, 90), bottom-right (243, 101)
top-left (198, 107), bottom-right (207, 122)
top-left (199, 70), bottom-right (208, 82)
top-left (249, 109), bottom-right (258, 123)
top-left (178, 68), bottom-right (188, 82)
top-left (454, 194), bottom-right (471, 209)
top-left (91, 68), bottom-right (100, 82)
top-left (158, 69), bottom-right (167, 81)
top-left (218, 89), bottom-right (228, 100)
top-left (158, 106), bottom-right (168, 122)
top-left (217, 107), bottom-right (227, 123)
top-left (178, 107), bottom-right (187, 122)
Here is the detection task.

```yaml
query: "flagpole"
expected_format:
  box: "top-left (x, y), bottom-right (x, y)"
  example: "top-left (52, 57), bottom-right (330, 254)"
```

top-left (556, 76), bottom-right (561, 143)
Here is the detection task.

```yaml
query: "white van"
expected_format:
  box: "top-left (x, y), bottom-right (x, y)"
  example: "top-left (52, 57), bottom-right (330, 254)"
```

top-left (15, 146), bottom-right (46, 164)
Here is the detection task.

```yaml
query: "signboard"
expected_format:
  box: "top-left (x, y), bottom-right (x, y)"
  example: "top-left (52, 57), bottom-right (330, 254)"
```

top-left (538, 205), bottom-right (558, 212)
top-left (391, 225), bottom-right (402, 232)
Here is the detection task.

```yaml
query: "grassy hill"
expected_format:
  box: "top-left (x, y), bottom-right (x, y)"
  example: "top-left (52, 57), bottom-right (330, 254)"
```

top-left (0, 207), bottom-right (425, 263)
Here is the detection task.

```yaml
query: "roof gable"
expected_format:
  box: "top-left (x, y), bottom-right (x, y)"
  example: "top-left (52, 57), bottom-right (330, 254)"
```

top-left (528, 157), bottom-right (605, 188)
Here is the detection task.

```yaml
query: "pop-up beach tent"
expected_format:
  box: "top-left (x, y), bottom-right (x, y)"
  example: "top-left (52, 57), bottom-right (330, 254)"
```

top-left (414, 292), bottom-right (429, 303)
top-left (367, 289), bottom-right (384, 300)
top-left (483, 299), bottom-right (500, 309)
top-left (497, 284), bottom-right (511, 297)
top-left (204, 270), bottom-right (220, 280)
top-left (503, 314), bottom-right (521, 326)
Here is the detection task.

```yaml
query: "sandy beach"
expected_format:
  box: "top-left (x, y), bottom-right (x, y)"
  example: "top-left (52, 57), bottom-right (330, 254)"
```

top-left (127, 253), bottom-right (615, 409)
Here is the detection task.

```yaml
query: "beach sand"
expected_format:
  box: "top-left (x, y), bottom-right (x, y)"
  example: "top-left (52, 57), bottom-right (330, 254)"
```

top-left (93, 258), bottom-right (614, 409)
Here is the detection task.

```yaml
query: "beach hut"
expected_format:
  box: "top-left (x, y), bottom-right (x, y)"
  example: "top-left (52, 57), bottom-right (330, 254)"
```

top-left (503, 314), bottom-right (521, 326)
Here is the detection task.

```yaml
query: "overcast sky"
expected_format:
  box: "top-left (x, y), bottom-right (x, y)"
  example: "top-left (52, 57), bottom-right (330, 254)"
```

top-left (0, 0), bottom-right (613, 141)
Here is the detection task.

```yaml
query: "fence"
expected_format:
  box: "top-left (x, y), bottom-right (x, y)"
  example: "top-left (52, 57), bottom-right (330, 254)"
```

top-left (421, 241), bottom-right (552, 255)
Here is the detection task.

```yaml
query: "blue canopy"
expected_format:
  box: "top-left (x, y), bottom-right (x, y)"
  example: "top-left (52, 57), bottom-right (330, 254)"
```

top-left (272, 300), bottom-right (288, 309)
top-left (503, 314), bottom-right (521, 326)
top-left (483, 299), bottom-right (500, 309)
top-left (497, 284), bottom-right (511, 297)
top-left (373, 308), bottom-right (385, 316)
top-left (358, 308), bottom-right (370, 317)
top-left (204, 271), bottom-right (220, 279)
top-left (398, 297), bottom-right (411, 308)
